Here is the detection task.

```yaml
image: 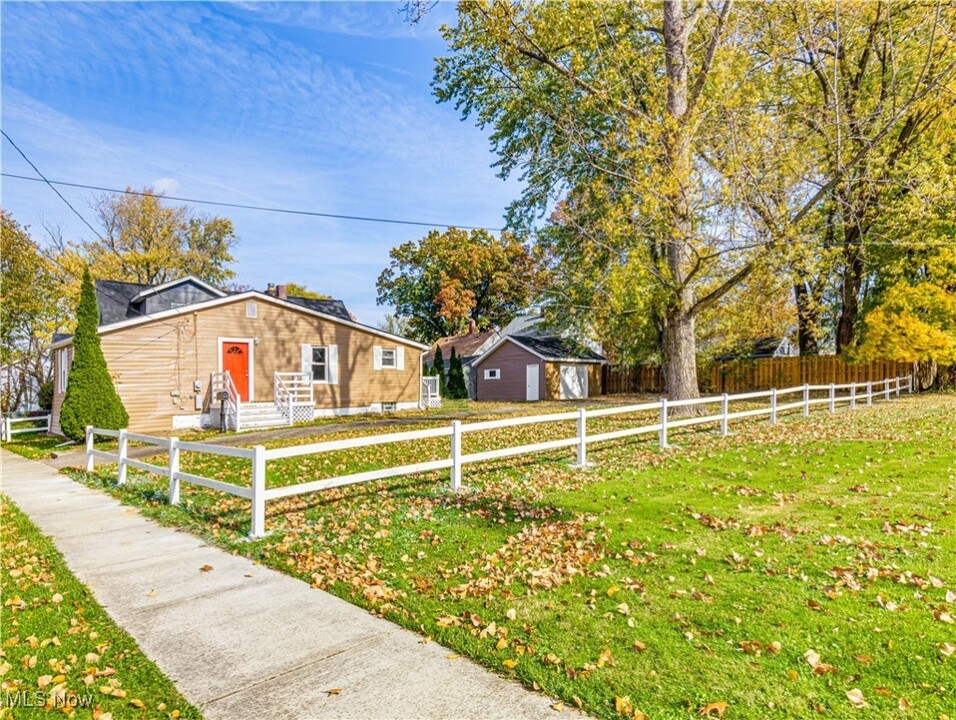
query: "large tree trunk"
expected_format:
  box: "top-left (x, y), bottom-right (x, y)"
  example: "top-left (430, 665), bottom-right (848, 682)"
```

top-left (661, 0), bottom-right (701, 407)
top-left (793, 277), bottom-right (823, 355)
top-left (836, 231), bottom-right (864, 354)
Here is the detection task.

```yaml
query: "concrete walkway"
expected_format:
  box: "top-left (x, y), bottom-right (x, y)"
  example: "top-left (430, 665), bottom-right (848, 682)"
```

top-left (1, 450), bottom-right (569, 719)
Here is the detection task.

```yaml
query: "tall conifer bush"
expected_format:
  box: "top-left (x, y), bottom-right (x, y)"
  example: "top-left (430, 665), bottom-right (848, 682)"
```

top-left (447, 347), bottom-right (468, 399)
top-left (59, 268), bottom-right (129, 440)
top-left (431, 345), bottom-right (446, 397)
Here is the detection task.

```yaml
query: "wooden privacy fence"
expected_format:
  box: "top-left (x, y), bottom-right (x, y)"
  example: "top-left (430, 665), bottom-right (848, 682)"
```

top-left (87, 374), bottom-right (912, 538)
top-left (2, 414), bottom-right (51, 442)
top-left (604, 357), bottom-right (913, 395)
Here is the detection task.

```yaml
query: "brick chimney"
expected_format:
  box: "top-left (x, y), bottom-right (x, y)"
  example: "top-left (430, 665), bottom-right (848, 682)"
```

top-left (277, 284), bottom-right (288, 300)
top-left (468, 319), bottom-right (477, 335)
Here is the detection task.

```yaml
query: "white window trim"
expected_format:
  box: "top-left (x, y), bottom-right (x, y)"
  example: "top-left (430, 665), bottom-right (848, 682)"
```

top-left (380, 348), bottom-right (397, 369)
top-left (245, 301), bottom-right (258, 319)
top-left (484, 368), bottom-right (501, 380)
top-left (311, 345), bottom-right (330, 384)
top-left (217, 336), bottom-right (255, 400)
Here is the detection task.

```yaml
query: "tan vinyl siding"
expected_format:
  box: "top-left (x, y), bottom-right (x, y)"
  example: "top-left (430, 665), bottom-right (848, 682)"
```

top-left (474, 341), bottom-right (543, 402)
top-left (544, 361), bottom-right (603, 400)
top-left (60, 297), bottom-right (422, 433)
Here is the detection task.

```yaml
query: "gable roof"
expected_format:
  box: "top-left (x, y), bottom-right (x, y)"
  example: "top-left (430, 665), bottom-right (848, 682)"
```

top-left (95, 279), bottom-right (153, 325)
top-left (129, 275), bottom-right (227, 302)
top-left (716, 336), bottom-right (792, 361)
top-left (474, 334), bottom-right (605, 366)
top-left (53, 290), bottom-right (428, 350)
top-left (286, 296), bottom-right (352, 322)
top-left (423, 329), bottom-right (498, 364)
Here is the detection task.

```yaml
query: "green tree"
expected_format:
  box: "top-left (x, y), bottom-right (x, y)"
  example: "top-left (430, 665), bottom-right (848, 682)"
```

top-left (57, 189), bottom-right (237, 292)
top-left (434, 1), bottom-right (956, 401)
top-left (0, 211), bottom-right (67, 412)
top-left (377, 228), bottom-right (544, 343)
top-left (446, 347), bottom-right (468, 399)
top-left (59, 268), bottom-right (128, 440)
top-left (431, 344), bottom-right (446, 397)
top-left (286, 283), bottom-right (330, 299)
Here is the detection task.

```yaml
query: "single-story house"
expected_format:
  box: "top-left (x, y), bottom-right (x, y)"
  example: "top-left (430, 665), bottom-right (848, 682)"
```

top-left (50, 276), bottom-right (428, 433)
top-left (473, 334), bottom-right (605, 401)
top-left (715, 336), bottom-right (797, 361)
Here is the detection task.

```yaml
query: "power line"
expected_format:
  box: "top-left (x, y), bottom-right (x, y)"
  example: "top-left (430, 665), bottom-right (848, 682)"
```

top-left (2, 132), bottom-right (105, 239)
top-left (1, 132), bottom-right (187, 329)
top-left (1, 171), bottom-right (505, 232)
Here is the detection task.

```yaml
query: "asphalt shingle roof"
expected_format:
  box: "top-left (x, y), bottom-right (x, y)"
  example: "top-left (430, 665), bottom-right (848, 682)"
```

top-left (510, 334), bottom-right (605, 362)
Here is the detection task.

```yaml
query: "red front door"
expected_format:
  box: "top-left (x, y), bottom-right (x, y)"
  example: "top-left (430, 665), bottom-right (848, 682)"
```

top-left (222, 341), bottom-right (250, 401)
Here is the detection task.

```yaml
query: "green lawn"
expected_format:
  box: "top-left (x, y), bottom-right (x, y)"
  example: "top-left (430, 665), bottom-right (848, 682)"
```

top-left (62, 394), bottom-right (955, 719)
top-left (0, 496), bottom-right (201, 719)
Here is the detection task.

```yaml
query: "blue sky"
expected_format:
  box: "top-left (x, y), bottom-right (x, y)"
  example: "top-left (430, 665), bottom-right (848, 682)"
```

top-left (1, 1), bottom-right (518, 324)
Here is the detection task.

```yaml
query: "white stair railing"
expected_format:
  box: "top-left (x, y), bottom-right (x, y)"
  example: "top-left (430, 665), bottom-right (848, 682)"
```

top-left (275, 372), bottom-right (314, 425)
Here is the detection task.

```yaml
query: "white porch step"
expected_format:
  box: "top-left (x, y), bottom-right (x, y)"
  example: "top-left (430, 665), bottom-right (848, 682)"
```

top-left (235, 402), bottom-right (290, 430)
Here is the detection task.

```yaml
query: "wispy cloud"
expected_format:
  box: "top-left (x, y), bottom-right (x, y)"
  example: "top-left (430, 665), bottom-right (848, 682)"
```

top-left (1, 2), bottom-right (518, 323)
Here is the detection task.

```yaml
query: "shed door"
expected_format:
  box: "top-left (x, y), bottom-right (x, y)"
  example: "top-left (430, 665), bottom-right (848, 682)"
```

top-left (222, 341), bottom-right (251, 401)
top-left (560, 364), bottom-right (588, 400)
top-left (525, 364), bottom-right (540, 401)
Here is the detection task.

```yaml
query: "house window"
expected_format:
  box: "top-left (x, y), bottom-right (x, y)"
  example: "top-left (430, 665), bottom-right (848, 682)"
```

top-left (382, 402), bottom-right (398, 412)
top-left (246, 302), bottom-right (258, 319)
top-left (484, 368), bottom-right (500, 380)
top-left (311, 346), bottom-right (328, 382)
top-left (381, 348), bottom-right (397, 368)
top-left (57, 348), bottom-right (70, 392)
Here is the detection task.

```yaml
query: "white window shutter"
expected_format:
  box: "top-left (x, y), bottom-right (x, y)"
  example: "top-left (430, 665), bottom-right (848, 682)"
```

top-left (397, 346), bottom-right (405, 370)
top-left (373, 345), bottom-right (382, 370)
top-left (328, 345), bottom-right (339, 384)
top-left (301, 344), bottom-right (312, 379)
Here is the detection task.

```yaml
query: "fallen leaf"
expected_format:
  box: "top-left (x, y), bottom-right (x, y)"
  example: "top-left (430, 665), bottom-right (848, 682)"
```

top-left (506, 608), bottom-right (517, 621)
top-left (698, 701), bottom-right (729, 717)
top-left (939, 642), bottom-right (955, 657)
top-left (898, 697), bottom-right (911, 711)
top-left (129, 699), bottom-right (145, 709)
top-left (325, 688), bottom-right (342, 697)
top-left (632, 640), bottom-right (647, 652)
top-left (615, 696), bottom-right (633, 714)
top-left (503, 659), bottom-right (518, 669)
top-left (199, 564), bottom-right (213, 573)
top-left (551, 701), bottom-right (564, 712)
top-left (846, 688), bottom-right (868, 709)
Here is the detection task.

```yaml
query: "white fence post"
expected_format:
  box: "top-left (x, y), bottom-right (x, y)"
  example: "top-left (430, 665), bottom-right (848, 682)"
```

top-left (803, 384), bottom-right (810, 417)
top-left (45, 415), bottom-right (51, 433)
top-left (116, 429), bottom-right (129, 486)
top-left (658, 398), bottom-right (668, 448)
top-left (770, 388), bottom-right (777, 425)
top-left (866, 381), bottom-right (872, 406)
top-left (85, 426), bottom-right (95, 472)
top-left (250, 445), bottom-right (267, 538)
top-left (850, 383), bottom-right (857, 409)
top-left (575, 407), bottom-right (587, 467)
top-left (168, 437), bottom-right (181, 505)
top-left (884, 378), bottom-right (890, 401)
top-left (908, 374), bottom-right (914, 393)
top-left (828, 384), bottom-right (835, 414)
top-left (2, 418), bottom-right (8, 442)
top-left (450, 420), bottom-right (462, 491)
top-left (720, 393), bottom-right (729, 436)
top-left (895, 377), bottom-right (901, 398)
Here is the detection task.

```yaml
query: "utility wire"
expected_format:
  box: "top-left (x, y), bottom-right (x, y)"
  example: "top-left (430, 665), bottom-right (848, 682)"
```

top-left (1, 171), bottom-right (504, 232)
top-left (1, 132), bottom-right (105, 239)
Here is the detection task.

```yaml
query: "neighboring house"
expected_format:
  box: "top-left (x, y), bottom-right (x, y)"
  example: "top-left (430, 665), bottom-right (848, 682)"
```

top-left (50, 277), bottom-right (428, 434)
top-left (423, 320), bottom-right (498, 398)
top-left (473, 335), bottom-right (605, 402)
top-left (715, 336), bottom-right (798, 362)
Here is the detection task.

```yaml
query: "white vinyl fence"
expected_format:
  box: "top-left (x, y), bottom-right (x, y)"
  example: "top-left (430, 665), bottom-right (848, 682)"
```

top-left (2, 414), bottom-right (51, 442)
top-left (87, 375), bottom-right (913, 538)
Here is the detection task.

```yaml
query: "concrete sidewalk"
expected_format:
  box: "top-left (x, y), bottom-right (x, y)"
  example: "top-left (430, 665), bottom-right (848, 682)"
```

top-left (1, 450), bottom-right (569, 719)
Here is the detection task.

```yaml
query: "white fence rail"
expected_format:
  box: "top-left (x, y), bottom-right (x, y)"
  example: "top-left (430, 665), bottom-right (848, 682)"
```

top-left (2, 415), bottom-right (51, 442)
top-left (87, 375), bottom-right (913, 538)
